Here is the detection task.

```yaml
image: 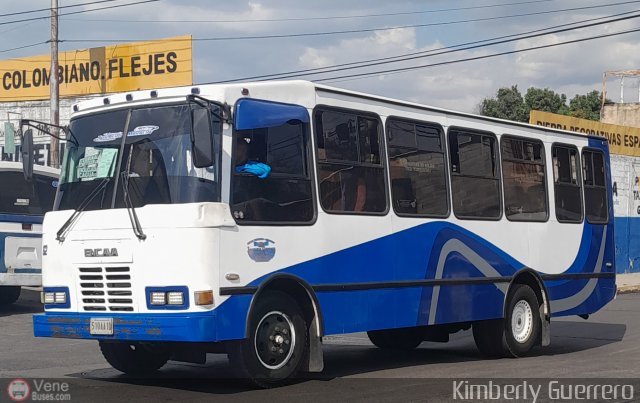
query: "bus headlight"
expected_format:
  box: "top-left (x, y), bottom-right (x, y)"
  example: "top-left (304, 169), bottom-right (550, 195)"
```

top-left (146, 287), bottom-right (189, 309)
top-left (42, 287), bottom-right (70, 308)
top-left (150, 292), bottom-right (167, 305)
top-left (43, 292), bottom-right (55, 304)
top-left (167, 292), bottom-right (184, 305)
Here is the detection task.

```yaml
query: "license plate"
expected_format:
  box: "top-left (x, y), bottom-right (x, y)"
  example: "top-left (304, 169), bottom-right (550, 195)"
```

top-left (90, 318), bottom-right (114, 336)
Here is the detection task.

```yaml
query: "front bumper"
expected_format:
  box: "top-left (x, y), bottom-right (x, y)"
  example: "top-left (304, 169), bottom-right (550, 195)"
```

top-left (0, 271), bottom-right (41, 286)
top-left (33, 312), bottom-right (218, 342)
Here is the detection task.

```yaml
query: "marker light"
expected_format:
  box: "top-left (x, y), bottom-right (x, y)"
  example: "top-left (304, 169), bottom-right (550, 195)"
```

top-left (150, 292), bottom-right (166, 305)
top-left (194, 290), bottom-right (214, 306)
top-left (167, 292), bottom-right (184, 306)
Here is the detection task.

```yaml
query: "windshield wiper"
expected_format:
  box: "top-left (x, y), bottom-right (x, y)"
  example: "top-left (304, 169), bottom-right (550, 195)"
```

top-left (120, 171), bottom-right (147, 240)
top-left (56, 177), bottom-right (111, 242)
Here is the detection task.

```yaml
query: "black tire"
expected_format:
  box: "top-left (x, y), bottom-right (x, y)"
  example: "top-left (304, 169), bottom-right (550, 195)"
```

top-left (503, 284), bottom-right (541, 357)
top-left (472, 319), bottom-right (505, 357)
top-left (367, 327), bottom-right (424, 351)
top-left (229, 291), bottom-right (308, 388)
top-left (99, 341), bottom-right (170, 375)
top-left (473, 284), bottom-right (541, 358)
top-left (0, 286), bottom-right (21, 305)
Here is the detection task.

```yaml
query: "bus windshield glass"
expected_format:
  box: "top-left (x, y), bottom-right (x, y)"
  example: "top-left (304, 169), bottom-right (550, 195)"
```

top-left (58, 103), bottom-right (221, 211)
top-left (0, 171), bottom-right (57, 216)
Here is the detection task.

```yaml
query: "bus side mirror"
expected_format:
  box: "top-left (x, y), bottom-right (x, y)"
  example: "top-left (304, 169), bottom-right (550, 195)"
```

top-left (191, 107), bottom-right (214, 168)
top-left (21, 129), bottom-right (34, 181)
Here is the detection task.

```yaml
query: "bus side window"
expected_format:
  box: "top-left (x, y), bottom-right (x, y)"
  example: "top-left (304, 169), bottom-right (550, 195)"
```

top-left (387, 118), bottom-right (448, 217)
top-left (501, 136), bottom-right (548, 222)
top-left (552, 144), bottom-right (583, 223)
top-left (231, 121), bottom-right (314, 224)
top-left (315, 109), bottom-right (387, 214)
top-left (448, 128), bottom-right (501, 219)
top-left (582, 149), bottom-right (608, 224)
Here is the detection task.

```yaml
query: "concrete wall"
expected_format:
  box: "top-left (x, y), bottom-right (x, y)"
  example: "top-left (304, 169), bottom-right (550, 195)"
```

top-left (602, 103), bottom-right (640, 128)
top-left (611, 154), bottom-right (640, 273)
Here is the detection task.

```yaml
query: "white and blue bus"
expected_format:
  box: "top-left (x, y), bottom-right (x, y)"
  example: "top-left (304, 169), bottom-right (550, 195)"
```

top-left (30, 81), bottom-right (615, 386)
top-left (0, 161), bottom-right (58, 305)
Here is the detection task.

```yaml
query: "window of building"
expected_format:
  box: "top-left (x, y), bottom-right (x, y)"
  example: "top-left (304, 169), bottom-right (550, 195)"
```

top-left (231, 120), bottom-right (314, 224)
top-left (582, 149), bottom-right (608, 224)
top-left (387, 118), bottom-right (448, 217)
top-left (501, 136), bottom-right (548, 221)
top-left (315, 109), bottom-right (387, 214)
top-left (448, 128), bottom-right (501, 219)
top-left (552, 144), bottom-right (583, 223)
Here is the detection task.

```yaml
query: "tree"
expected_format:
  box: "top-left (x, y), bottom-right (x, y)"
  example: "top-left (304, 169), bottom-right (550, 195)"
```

top-left (478, 86), bottom-right (605, 122)
top-left (524, 87), bottom-right (568, 115)
top-left (568, 90), bottom-right (603, 121)
top-left (478, 85), bottom-right (528, 122)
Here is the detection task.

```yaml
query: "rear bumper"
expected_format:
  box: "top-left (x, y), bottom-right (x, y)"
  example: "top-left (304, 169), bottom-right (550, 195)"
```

top-left (33, 311), bottom-right (218, 342)
top-left (0, 272), bottom-right (41, 286)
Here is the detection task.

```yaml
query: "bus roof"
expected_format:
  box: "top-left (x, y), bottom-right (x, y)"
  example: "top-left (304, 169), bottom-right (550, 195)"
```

top-left (70, 80), bottom-right (606, 143)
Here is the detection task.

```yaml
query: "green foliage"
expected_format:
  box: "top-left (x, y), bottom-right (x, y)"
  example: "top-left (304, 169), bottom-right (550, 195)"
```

top-left (524, 88), bottom-right (568, 115)
top-left (479, 86), bottom-right (606, 122)
top-left (568, 90), bottom-right (602, 121)
top-left (479, 85), bottom-right (528, 122)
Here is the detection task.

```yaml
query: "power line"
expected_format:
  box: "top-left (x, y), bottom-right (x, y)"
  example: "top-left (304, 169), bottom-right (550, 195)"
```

top-left (318, 27), bottom-right (640, 83)
top-left (0, 0), bottom-right (160, 27)
top-left (0, 41), bottom-right (49, 54)
top-left (62, 0), bottom-right (558, 23)
top-left (216, 10), bottom-right (640, 84)
top-left (214, 9), bottom-right (640, 83)
top-left (59, 0), bottom-right (640, 43)
top-left (0, 0), bottom-right (122, 19)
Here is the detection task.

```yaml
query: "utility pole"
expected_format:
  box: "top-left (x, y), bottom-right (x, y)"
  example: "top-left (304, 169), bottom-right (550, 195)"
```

top-left (50, 0), bottom-right (59, 168)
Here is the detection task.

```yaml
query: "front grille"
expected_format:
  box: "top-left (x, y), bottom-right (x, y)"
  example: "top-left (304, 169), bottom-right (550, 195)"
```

top-left (78, 267), bottom-right (134, 312)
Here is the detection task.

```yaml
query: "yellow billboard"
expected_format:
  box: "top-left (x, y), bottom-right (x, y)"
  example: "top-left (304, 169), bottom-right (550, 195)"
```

top-left (0, 35), bottom-right (192, 101)
top-left (529, 110), bottom-right (640, 157)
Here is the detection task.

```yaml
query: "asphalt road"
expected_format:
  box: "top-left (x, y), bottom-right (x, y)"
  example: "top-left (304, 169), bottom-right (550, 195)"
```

top-left (0, 290), bottom-right (639, 402)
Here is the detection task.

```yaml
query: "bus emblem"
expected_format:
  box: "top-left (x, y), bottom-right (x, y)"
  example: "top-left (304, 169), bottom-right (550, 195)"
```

top-left (247, 238), bottom-right (276, 262)
top-left (84, 248), bottom-right (118, 258)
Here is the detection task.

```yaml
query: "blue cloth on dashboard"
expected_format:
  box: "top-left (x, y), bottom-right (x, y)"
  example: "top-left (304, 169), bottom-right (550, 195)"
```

top-left (235, 161), bottom-right (272, 179)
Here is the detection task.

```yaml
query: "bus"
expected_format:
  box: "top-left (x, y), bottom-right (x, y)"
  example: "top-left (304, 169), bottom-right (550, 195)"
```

top-left (30, 81), bottom-right (615, 387)
top-left (1, 161), bottom-right (58, 305)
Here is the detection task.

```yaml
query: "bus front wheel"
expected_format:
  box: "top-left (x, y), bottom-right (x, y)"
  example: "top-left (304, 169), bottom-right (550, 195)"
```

top-left (0, 286), bottom-right (21, 305)
top-left (473, 284), bottom-right (541, 358)
top-left (99, 341), bottom-right (170, 375)
top-left (229, 291), bottom-right (308, 388)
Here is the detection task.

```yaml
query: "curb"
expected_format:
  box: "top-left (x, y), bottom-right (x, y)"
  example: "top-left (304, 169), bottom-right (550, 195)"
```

top-left (617, 285), bottom-right (640, 294)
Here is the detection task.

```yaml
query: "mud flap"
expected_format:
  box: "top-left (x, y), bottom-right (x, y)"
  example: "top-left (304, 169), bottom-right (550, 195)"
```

top-left (540, 305), bottom-right (551, 347)
top-left (304, 316), bottom-right (324, 372)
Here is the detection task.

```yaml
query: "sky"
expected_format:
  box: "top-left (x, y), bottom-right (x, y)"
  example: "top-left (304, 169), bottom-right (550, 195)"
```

top-left (2, 0), bottom-right (640, 112)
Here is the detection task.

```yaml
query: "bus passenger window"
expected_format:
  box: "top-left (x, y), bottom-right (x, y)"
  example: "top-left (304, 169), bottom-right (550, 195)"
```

top-left (552, 145), bottom-right (583, 223)
top-left (448, 129), bottom-right (501, 219)
top-left (231, 120), bottom-right (314, 224)
top-left (582, 149), bottom-right (608, 224)
top-left (315, 109), bottom-right (387, 214)
top-left (501, 137), bottom-right (548, 221)
top-left (387, 119), bottom-right (448, 217)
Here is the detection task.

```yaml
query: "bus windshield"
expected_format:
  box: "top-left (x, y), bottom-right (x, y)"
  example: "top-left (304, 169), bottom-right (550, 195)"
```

top-left (57, 103), bottom-right (221, 211)
top-left (0, 171), bottom-right (57, 216)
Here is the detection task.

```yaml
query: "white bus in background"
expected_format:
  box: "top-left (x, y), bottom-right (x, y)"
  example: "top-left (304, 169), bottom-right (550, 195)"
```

top-left (0, 161), bottom-right (58, 305)
top-left (29, 81), bottom-right (615, 387)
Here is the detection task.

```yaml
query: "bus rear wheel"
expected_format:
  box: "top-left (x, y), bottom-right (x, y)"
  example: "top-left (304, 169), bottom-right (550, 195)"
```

top-left (229, 291), bottom-right (308, 388)
top-left (473, 284), bottom-right (541, 358)
top-left (0, 286), bottom-right (21, 305)
top-left (99, 341), bottom-right (170, 375)
top-left (367, 327), bottom-right (424, 350)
